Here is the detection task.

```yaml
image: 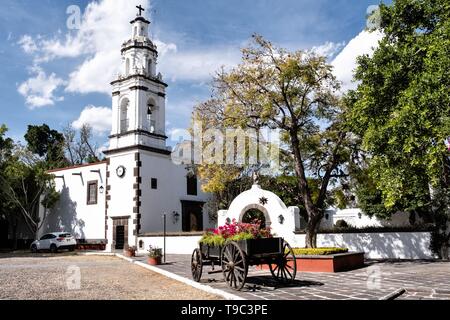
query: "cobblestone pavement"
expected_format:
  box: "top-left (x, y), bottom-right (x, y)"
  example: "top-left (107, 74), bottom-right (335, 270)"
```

top-left (135, 254), bottom-right (450, 300)
top-left (0, 253), bottom-right (220, 300)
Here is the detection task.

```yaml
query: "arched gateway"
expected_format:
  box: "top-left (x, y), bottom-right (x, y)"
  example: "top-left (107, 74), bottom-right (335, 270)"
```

top-left (218, 184), bottom-right (300, 243)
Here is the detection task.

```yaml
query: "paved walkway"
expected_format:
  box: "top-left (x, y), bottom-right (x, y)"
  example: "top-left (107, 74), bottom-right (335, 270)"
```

top-left (0, 254), bottom-right (220, 300)
top-left (134, 254), bottom-right (450, 300)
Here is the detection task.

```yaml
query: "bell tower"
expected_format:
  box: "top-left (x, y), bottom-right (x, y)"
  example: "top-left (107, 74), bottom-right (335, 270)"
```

top-left (108, 7), bottom-right (168, 152)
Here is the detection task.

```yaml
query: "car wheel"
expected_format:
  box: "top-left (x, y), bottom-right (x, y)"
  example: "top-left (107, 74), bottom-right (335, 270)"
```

top-left (69, 246), bottom-right (75, 252)
top-left (31, 245), bottom-right (38, 253)
top-left (50, 244), bottom-right (58, 253)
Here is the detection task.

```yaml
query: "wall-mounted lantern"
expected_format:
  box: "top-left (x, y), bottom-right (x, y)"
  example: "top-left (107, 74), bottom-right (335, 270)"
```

top-left (99, 186), bottom-right (105, 194)
top-left (278, 214), bottom-right (285, 224)
top-left (172, 211), bottom-right (180, 224)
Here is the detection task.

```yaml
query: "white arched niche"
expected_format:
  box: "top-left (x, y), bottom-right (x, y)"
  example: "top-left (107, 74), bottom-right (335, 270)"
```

top-left (218, 184), bottom-right (300, 243)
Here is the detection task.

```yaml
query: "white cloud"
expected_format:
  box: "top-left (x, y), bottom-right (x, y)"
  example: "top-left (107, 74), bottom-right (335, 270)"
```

top-left (331, 30), bottom-right (383, 92)
top-left (72, 105), bottom-right (112, 134)
top-left (18, 35), bottom-right (38, 54)
top-left (310, 41), bottom-right (346, 59)
top-left (18, 0), bottom-right (175, 95)
top-left (158, 47), bottom-right (241, 82)
top-left (17, 0), bottom-right (240, 96)
top-left (17, 66), bottom-right (65, 109)
top-left (65, 50), bottom-right (118, 94)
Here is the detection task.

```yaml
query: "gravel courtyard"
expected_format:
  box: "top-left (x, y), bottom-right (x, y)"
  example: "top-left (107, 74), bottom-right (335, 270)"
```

top-left (0, 253), bottom-right (221, 300)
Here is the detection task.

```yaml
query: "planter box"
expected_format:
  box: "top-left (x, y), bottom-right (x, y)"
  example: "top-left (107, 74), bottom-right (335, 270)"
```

top-left (296, 252), bottom-right (365, 272)
top-left (76, 244), bottom-right (106, 251)
top-left (258, 251), bottom-right (364, 273)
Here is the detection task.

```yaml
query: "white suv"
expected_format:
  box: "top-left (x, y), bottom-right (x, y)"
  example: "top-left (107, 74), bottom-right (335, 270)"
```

top-left (30, 232), bottom-right (77, 253)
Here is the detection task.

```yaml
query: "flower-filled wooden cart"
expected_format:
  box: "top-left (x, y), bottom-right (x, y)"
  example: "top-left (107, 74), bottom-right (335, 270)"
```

top-left (191, 220), bottom-right (296, 290)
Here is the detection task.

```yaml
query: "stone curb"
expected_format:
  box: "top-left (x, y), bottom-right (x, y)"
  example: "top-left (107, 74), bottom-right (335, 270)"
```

top-left (114, 253), bottom-right (244, 301)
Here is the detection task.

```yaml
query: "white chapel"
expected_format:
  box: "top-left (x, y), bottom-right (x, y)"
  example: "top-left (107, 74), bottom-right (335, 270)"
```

top-left (39, 9), bottom-right (213, 251)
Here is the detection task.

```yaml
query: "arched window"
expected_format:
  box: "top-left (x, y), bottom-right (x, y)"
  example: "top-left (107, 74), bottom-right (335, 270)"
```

top-left (125, 58), bottom-right (130, 76)
top-left (147, 99), bottom-right (156, 133)
top-left (147, 59), bottom-right (152, 76)
top-left (134, 26), bottom-right (137, 37)
top-left (242, 208), bottom-right (266, 228)
top-left (120, 99), bottom-right (129, 133)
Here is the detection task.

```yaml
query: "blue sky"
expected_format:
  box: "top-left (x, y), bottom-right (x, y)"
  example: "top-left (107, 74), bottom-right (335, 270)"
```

top-left (0, 0), bottom-right (390, 149)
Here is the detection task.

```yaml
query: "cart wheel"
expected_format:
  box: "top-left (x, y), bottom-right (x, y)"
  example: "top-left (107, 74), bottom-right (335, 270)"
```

top-left (269, 240), bottom-right (297, 284)
top-left (221, 242), bottom-right (248, 290)
top-left (191, 248), bottom-right (203, 282)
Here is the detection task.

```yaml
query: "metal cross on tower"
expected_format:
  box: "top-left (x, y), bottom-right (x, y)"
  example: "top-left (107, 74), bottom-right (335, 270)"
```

top-left (136, 5), bottom-right (145, 16)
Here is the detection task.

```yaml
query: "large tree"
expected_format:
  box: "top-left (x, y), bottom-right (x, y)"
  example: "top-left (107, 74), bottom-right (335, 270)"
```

top-left (0, 125), bottom-right (60, 241)
top-left (24, 124), bottom-right (68, 169)
top-left (194, 35), bottom-right (350, 247)
top-left (347, 0), bottom-right (450, 257)
top-left (62, 123), bottom-right (101, 165)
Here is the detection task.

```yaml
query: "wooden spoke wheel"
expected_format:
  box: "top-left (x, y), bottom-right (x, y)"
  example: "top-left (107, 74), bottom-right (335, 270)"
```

top-left (221, 242), bottom-right (248, 290)
top-left (269, 240), bottom-right (297, 284)
top-left (191, 248), bottom-right (203, 282)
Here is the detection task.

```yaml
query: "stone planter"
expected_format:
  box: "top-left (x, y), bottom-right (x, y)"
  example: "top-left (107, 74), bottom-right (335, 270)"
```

top-left (148, 256), bottom-right (162, 265)
top-left (258, 251), bottom-right (365, 273)
top-left (295, 252), bottom-right (365, 272)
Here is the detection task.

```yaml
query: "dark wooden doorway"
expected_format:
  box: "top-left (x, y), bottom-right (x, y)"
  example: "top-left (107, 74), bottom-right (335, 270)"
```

top-left (115, 225), bottom-right (125, 250)
top-left (181, 201), bottom-right (204, 232)
top-left (112, 216), bottom-right (129, 250)
top-left (0, 219), bottom-right (8, 248)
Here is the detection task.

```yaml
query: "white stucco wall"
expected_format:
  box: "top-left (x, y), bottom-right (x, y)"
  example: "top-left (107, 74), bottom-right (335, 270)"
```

top-left (106, 152), bottom-right (137, 250)
top-left (291, 232), bottom-right (435, 259)
top-left (139, 150), bottom-right (213, 234)
top-left (323, 208), bottom-right (413, 229)
top-left (40, 162), bottom-right (107, 240)
top-left (137, 232), bottom-right (435, 259)
top-left (137, 235), bottom-right (202, 255)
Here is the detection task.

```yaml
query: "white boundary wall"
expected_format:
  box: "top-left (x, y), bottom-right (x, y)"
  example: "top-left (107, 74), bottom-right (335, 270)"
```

top-left (138, 231), bottom-right (435, 259)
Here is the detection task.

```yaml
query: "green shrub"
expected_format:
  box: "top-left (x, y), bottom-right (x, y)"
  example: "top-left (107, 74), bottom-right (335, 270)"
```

top-left (229, 233), bottom-right (254, 242)
top-left (291, 247), bottom-right (348, 255)
top-left (199, 233), bottom-right (226, 247)
top-left (334, 219), bottom-right (349, 228)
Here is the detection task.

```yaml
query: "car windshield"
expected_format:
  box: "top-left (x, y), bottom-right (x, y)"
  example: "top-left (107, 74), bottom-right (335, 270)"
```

top-left (58, 233), bottom-right (72, 238)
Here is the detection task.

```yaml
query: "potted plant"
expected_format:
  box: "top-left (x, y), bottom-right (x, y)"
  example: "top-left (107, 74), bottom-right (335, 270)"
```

top-left (147, 245), bottom-right (163, 265)
top-left (124, 245), bottom-right (137, 257)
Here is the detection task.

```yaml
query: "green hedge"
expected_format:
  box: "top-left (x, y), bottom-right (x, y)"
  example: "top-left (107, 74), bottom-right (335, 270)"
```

top-left (291, 247), bottom-right (348, 255)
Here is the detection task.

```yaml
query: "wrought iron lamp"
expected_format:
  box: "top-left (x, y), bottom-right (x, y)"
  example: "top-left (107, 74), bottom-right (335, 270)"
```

top-left (172, 211), bottom-right (180, 224)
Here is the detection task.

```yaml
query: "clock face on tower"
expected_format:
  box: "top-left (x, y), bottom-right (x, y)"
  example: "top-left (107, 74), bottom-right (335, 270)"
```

top-left (116, 165), bottom-right (126, 178)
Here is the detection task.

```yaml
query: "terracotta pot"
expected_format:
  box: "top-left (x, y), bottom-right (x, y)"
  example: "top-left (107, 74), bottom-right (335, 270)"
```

top-left (147, 256), bottom-right (162, 265)
top-left (124, 250), bottom-right (136, 257)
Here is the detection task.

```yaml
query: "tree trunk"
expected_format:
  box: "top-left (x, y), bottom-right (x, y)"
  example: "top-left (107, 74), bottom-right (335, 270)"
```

top-left (12, 219), bottom-right (17, 251)
top-left (289, 129), bottom-right (321, 248)
top-left (440, 238), bottom-right (449, 260)
top-left (305, 211), bottom-right (323, 248)
top-left (305, 224), bottom-right (317, 248)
